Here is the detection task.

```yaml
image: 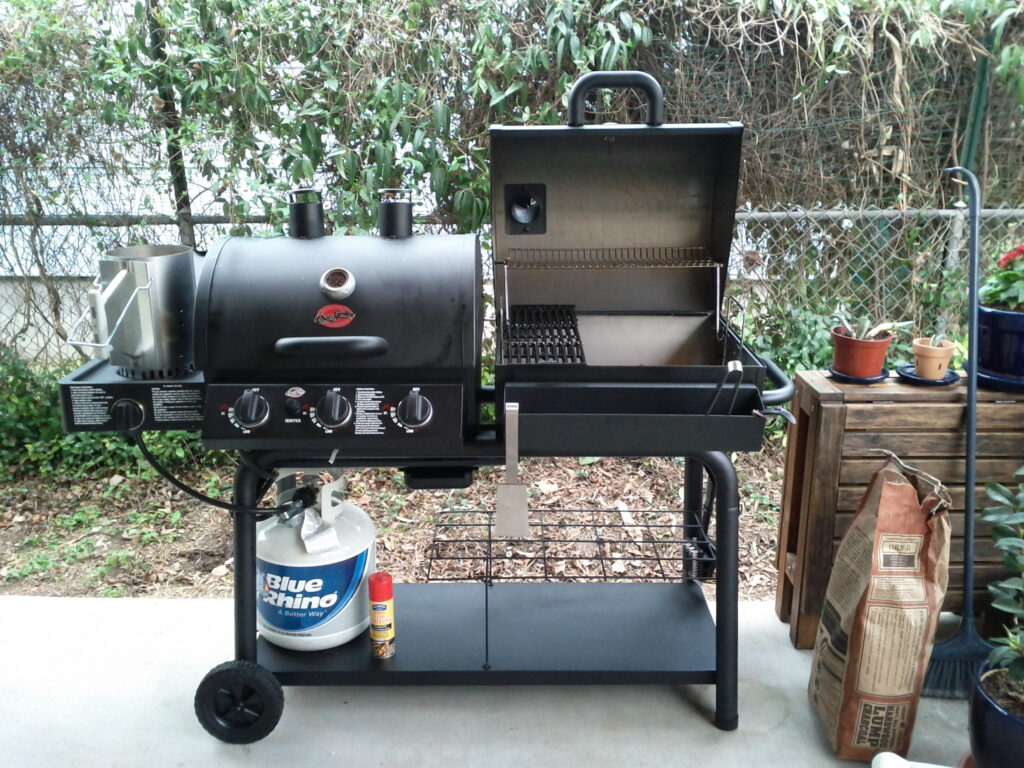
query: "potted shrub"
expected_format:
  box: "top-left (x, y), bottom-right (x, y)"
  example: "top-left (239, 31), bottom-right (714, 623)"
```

top-left (978, 244), bottom-right (1024, 387)
top-left (831, 308), bottom-right (911, 379)
top-left (913, 329), bottom-right (955, 380)
top-left (970, 469), bottom-right (1024, 768)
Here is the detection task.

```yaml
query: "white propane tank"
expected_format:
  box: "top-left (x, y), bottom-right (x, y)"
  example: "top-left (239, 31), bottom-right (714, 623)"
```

top-left (256, 474), bottom-right (376, 651)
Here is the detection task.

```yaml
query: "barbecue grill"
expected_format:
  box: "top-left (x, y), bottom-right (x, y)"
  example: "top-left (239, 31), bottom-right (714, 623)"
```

top-left (58, 71), bottom-right (794, 743)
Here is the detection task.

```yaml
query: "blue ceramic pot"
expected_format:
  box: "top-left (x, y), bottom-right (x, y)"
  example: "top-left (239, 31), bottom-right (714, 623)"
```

top-left (970, 667), bottom-right (1024, 768)
top-left (979, 305), bottom-right (1024, 383)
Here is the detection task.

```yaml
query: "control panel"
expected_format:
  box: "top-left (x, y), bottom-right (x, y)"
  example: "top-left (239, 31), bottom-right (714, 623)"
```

top-left (201, 383), bottom-right (464, 451)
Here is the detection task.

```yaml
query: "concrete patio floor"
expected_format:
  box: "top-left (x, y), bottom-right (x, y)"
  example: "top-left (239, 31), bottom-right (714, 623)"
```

top-left (0, 597), bottom-right (968, 767)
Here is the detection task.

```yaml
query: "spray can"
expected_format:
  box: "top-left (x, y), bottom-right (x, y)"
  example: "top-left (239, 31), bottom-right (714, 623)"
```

top-left (369, 572), bottom-right (396, 659)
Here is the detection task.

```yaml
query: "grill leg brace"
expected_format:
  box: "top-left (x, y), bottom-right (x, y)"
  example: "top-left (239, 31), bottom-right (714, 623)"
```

top-left (233, 462), bottom-right (262, 663)
top-left (693, 450), bottom-right (739, 731)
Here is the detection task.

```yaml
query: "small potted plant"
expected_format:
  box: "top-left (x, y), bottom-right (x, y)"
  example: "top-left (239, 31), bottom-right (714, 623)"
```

top-left (979, 244), bottom-right (1024, 386)
top-left (970, 469), bottom-right (1024, 768)
top-left (831, 307), bottom-right (911, 379)
top-left (913, 321), bottom-right (956, 380)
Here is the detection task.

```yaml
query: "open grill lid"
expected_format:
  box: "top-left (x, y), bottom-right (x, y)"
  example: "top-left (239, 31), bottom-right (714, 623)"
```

top-left (489, 72), bottom-right (743, 316)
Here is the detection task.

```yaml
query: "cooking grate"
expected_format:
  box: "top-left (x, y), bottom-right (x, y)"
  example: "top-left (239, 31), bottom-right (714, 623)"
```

top-left (500, 304), bottom-right (586, 365)
top-left (501, 246), bottom-right (714, 269)
top-left (425, 508), bottom-right (716, 583)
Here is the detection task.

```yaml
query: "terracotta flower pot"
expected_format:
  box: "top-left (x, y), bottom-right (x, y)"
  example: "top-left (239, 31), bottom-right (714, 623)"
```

top-left (831, 327), bottom-right (892, 378)
top-left (912, 337), bottom-right (955, 380)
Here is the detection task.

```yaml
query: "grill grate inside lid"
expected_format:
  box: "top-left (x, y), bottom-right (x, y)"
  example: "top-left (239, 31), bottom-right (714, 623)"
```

top-left (500, 305), bottom-right (586, 365)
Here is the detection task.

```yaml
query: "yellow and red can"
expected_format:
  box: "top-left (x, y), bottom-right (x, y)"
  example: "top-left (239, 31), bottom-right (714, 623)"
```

top-left (369, 572), bottom-right (395, 659)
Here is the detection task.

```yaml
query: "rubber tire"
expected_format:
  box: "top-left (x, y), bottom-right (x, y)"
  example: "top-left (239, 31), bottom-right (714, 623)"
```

top-left (194, 660), bottom-right (284, 744)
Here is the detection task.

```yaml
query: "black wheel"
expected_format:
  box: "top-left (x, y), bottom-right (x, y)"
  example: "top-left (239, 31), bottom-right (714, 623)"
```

top-left (194, 660), bottom-right (284, 744)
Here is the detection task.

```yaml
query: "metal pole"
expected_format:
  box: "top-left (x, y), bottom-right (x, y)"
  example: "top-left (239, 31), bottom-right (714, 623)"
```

top-left (946, 167), bottom-right (981, 623)
top-left (694, 450), bottom-right (739, 731)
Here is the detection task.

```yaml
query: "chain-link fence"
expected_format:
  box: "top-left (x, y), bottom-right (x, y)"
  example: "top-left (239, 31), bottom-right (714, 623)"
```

top-left (1, 207), bottom-right (1021, 367)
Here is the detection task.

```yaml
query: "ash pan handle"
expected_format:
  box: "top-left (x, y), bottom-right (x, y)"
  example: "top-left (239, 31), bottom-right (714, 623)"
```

top-left (275, 336), bottom-right (388, 358)
top-left (566, 71), bottom-right (665, 127)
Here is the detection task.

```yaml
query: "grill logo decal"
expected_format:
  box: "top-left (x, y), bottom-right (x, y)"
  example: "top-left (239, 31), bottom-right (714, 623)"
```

top-left (314, 303), bottom-right (356, 328)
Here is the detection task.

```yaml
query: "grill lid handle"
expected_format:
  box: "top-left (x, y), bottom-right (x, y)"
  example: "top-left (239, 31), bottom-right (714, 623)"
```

top-left (566, 71), bottom-right (665, 127)
top-left (274, 336), bottom-right (389, 358)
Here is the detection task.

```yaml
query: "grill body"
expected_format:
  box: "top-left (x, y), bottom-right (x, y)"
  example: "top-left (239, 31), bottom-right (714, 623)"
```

top-left (194, 232), bottom-right (484, 454)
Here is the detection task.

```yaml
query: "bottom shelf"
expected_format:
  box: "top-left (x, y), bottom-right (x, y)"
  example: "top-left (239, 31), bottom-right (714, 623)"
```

top-left (260, 582), bottom-right (717, 686)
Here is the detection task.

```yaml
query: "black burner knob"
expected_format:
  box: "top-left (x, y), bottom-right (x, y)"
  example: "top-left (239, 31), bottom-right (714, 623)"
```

top-left (110, 399), bottom-right (144, 432)
top-left (316, 391), bottom-right (352, 429)
top-left (396, 390), bottom-right (432, 429)
top-left (233, 391), bottom-right (270, 429)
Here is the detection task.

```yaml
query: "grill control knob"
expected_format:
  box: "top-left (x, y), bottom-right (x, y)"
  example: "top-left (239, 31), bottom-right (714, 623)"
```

top-left (396, 390), bottom-right (432, 429)
top-left (315, 391), bottom-right (352, 429)
top-left (233, 391), bottom-right (270, 429)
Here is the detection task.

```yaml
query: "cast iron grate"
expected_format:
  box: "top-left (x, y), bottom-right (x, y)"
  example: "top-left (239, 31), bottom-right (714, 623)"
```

top-left (425, 508), bottom-right (716, 583)
top-left (499, 304), bottom-right (586, 365)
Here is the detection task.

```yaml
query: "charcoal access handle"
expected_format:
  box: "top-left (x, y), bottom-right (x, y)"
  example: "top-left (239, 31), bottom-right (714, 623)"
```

top-left (758, 355), bottom-right (795, 406)
top-left (274, 336), bottom-right (389, 358)
top-left (566, 71), bottom-right (665, 127)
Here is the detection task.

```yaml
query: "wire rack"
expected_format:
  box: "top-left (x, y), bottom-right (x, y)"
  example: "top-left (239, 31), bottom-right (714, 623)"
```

top-left (425, 508), bottom-right (716, 583)
top-left (499, 304), bottom-right (586, 365)
top-left (500, 246), bottom-right (715, 269)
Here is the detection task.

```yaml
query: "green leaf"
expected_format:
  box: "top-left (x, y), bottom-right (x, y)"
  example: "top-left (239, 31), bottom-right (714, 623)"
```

top-left (991, 596), bottom-right (1024, 618)
top-left (987, 483), bottom-right (1015, 506)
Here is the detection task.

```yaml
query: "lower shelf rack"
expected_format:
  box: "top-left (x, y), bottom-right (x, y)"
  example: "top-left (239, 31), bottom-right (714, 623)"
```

top-left (259, 582), bottom-right (718, 686)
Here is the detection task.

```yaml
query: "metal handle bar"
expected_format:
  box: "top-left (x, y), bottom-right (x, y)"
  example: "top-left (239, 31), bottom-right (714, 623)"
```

top-left (274, 336), bottom-right (389, 358)
top-left (758, 355), bottom-right (795, 406)
top-left (566, 71), bottom-right (665, 127)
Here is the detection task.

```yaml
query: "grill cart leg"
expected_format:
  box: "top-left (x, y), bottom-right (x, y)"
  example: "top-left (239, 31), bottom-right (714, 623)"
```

top-left (232, 462), bottom-right (262, 663)
top-left (194, 460), bottom-right (282, 744)
top-left (694, 450), bottom-right (740, 731)
top-left (683, 457), bottom-right (703, 522)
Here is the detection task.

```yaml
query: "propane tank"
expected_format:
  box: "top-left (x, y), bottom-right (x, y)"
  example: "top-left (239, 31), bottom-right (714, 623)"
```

top-left (256, 473), bottom-right (376, 651)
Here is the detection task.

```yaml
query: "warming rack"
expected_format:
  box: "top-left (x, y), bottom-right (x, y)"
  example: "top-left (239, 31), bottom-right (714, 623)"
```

top-left (499, 245), bottom-right (714, 269)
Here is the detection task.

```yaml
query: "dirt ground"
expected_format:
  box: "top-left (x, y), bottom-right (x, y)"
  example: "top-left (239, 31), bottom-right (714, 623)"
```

top-left (0, 447), bottom-right (784, 600)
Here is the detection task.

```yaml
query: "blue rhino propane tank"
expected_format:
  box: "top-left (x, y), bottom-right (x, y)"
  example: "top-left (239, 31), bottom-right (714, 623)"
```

top-left (256, 473), bottom-right (376, 651)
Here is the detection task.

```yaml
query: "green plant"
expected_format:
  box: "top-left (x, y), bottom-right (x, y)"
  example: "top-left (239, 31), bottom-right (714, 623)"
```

top-left (980, 245), bottom-right (1024, 311)
top-left (831, 306), bottom-right (912, 340)
top-left (982, 468), bottom-right (1024, 683)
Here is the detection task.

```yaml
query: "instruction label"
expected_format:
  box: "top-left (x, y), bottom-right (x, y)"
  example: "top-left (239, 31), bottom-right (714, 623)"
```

top-left (354, 387), bottom-right (385, 435)
top-left (69, 385), bottom-right (114, 426)
top-left (855, 605), bottom-right (928, 697)
top-left (151, 385), bottom-right (203, 423)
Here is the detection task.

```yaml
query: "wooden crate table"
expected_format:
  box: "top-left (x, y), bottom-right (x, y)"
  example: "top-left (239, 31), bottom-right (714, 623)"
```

top-left (775, 369), bottom-right (1024, 649)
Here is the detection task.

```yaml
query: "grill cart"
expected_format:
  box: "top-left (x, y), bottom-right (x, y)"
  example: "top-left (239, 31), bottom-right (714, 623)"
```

top-left (59, 71), bottom-right (793, 743)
